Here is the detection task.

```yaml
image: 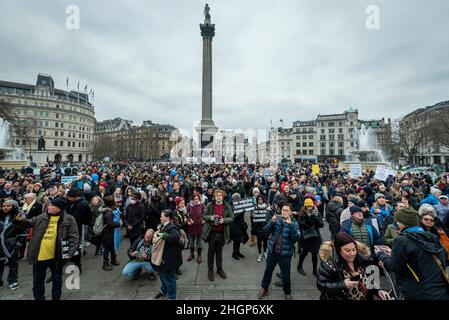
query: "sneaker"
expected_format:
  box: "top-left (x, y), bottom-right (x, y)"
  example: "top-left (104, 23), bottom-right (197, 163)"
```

top-left (257, 254), bottom-right (262, 262)
top-left (297, 266), bottom-right (306, 276)
top-left (176, 268), bottom-right (183, 276)
top-left (285, 294), bottom-right (293, 300)
top-left (9, 282), bottom-right (20, 290)
top-left (154, 292), bottom-right (166, 300)
top-left (263, 252), bottom-right (268, 259)
top-left (148, 272), bottom-right (156, 281)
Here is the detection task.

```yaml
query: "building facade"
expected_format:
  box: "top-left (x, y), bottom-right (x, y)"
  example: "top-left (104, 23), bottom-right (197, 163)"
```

top-left (94, 117), bottom-right (133, 160)
top-left (0, 74), bottom-right (95, 163)
top-left (292, 120), bottom-right (317, 161)
top-left (400, 100), bottom-right (449, 165)
top-left (116, 121), bottom-right (176, 161)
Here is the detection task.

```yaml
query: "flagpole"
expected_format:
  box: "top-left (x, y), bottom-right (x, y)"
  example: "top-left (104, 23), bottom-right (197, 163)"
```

top-left (77, 81), bottom-right (80, 104)
top-left (66, 77), bottom-right (69, 100)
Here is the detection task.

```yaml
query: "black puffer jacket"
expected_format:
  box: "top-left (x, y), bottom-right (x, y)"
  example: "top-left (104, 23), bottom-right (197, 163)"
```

top-left (326, 200), bottom-right (344, 237)
top-left (317, 241), bottom-right (379, 300)
top-left (378, 229), bottom-right (449, 300)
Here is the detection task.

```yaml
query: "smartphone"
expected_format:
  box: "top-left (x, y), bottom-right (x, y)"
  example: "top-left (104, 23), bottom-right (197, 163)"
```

top-left (350, 274), bottom-right (362, 282)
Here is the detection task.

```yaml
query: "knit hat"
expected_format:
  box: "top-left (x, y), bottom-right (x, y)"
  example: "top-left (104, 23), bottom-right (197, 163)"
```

top-left (350, 206), bottom-right (362, 215)
top-left (418, 204), bottom-right (436, 218)
top-left (304, 198), bottom-right (314, 207)
top-left (175, 196), bottom-right (184, 206)
top-left (100, 182), bottom-right (108, 188)
top-left (375, 193), bottom-right (385, 201)
top-left (358, 201), bottom-right (368, 208)
top-left (430, 187), bottom-right (442, 196)
top-left (50, 198), bottom-right (67, 211)
top-left (252, 187), bottom-right (260, 194)
top-left (3, 199), bottom-right (18, 208)
top-left (394, 208), bottom-right (420, 227)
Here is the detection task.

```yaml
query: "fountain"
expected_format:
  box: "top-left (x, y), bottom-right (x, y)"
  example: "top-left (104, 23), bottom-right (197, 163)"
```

top-left (0, 119), bottom-right (29, 169)
top-left (339, 124), bottom-right (391, 172)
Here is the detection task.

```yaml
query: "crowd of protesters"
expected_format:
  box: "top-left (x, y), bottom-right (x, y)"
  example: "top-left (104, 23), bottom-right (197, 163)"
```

top-left (0, 160), bottom-right (449, 300)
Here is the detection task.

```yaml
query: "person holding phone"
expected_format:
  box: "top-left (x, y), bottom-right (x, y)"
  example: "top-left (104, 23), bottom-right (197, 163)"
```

top-left (317, 232), bottom-right (390, 300)
top-left (256, 203), bottom-right (300, 300)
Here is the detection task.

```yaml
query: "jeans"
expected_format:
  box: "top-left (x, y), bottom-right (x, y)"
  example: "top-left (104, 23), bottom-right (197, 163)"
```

top-left (207, 232), bottom-right (224, 269)
top-left (158, 270), bottom-right (176, 300)
top-left (0, 251), bottom-right (19, 285)
top-left (103, 245), bottom-right (115, 260)
top-left (32, 259), bottom-right (63, 300)
top-left (122, 260), bottom-right (153, 277)
top-left (261, 252), bottom-right (293, 294)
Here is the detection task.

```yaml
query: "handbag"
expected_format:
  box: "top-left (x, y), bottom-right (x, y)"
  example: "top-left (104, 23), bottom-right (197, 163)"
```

top-left (302, 227), bottom-right (318, 240)
top-left (151, 237), bottom-right (165, 266)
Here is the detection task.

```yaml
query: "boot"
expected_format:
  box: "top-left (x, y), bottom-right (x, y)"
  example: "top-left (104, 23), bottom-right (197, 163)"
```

top-left (208, 268), bottom-right (214, 281)
top-left (217, 267), bottom-right (227, 279)
top-left (249, 235), bottom-right (256, 247)
top-left (197, 248), bottom-right (202, 264)
top-left (111, 254), bottom-right (120, 266)
top-left (256, 288), bottom-right (268, 299)
top-left (187, 248), bottom-right (194, 262)
top-left (102, 259), bottom-right (112, 271)
top-left (297, 265), bottom-right (306, 276)
top-left (232, 251), bottom-right (240, 260)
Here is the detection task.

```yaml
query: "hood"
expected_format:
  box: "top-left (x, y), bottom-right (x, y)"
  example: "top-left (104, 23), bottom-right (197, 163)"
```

top-left (404, 232), bottom-right (443, 254)
top-left (319, 240), bottom-right (370, 262)
top-left (327, 201), bottom-right (342, 211)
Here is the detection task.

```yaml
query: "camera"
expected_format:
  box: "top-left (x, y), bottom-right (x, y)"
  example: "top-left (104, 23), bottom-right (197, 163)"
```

top-left (349, 274), bottom-right (362, 282)
top-left (213, 215), bottom-right (219, 225)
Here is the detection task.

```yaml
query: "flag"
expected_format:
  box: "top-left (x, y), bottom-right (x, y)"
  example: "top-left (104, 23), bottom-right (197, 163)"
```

top-left (84, 84), bottom-right (88, 93)
top-left (66, 77), bottom-right (69, 86)
top-left (77, 81), bottom-right (80, 91)
top-left (89, 88), bottom-right (92, 95)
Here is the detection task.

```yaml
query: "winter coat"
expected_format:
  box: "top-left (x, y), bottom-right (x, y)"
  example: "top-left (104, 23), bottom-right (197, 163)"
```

top-left (370, 204), bottom-right (393, 229)
top-left (433, 203), bottom-right (449, 223)
top-left (152, 223), bottom-right (181, 273)
top-left (14, 211), bottom-right (79, 267)
top-left (420, 194), bottom-right (440, 207)
top-left (317, 241), bottom-right (380, 300)
top-left (0, 212), bottom-right (28, 261)
top-left (202, 201), bottom-right (234, 243)
top-left (25, 202), bottom-right (43, 219)
top-left (124, 203), bottom-right (145, 240)
top-left (340, 218), bottom-right (383, 254)
top-left (264, 218), bottom-right (300, 257)
top-left (326, 201), bottom-right (344, 236)
top-left (378, 227), bottom-right (449, 300)
top-left (145, 201), bottom-right (168, 231)
top-left (383, 224), bottom-right (399, 247)
top-left (101, 207), bottom-right (121, 249)
top-left (187, 202), bottom-right (205, 237)
top-left (66, 198), bottom-right (92, 236)
top-left (253, 204), bottom-right (270, 238)
top-left (230, 204), bottom-right (248, 244)
top-left (298, 207), bottom-right (324, 253)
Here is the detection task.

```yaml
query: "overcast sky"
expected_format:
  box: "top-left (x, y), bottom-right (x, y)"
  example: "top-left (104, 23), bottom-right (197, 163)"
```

top-left (1, 0), bottom-right (448, 134)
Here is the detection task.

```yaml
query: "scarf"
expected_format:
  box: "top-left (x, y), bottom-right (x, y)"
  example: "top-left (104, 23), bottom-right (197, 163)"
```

top-left (22, 200), bottom-right (36, 213)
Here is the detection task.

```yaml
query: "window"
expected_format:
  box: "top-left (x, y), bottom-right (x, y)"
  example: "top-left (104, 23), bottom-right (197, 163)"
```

top-left (45, 121), bottom-right (49, 127)
top-left (296, 150), bottom-right (301, 155)
top-left (56, 113), bottom-right (59, 119)
top-left (56, 105), bottom-right (60, 109)
top-left (321, 149), bottom-right (326, 155)
top-left (61, 123), bottom-right (64, 128)
top-left (302, 142), bottom-right (307, 147)
top-left (350, 142), bottom-right (354, 147)
top-left (308, 150), bottom-right (314, 155)
top-left (339, 122), bottom-right (343, 126)
top-left (60, 132), bottom-right (64, 137)
top-left (329, 135), bottom-right (335, 140)
top-left (67, 141), bottom-right (70, 147)
top-left (55, 122), bottom-right (59, 128)
top-left (302, 135), bottom-right (307, 140)
top-left (309, 135), bottom-right (313, 139)
top-left (350, 121), bottom-right (353, 126)
top-left (302, 128), bottom-right (307, 132)
top-left (330, 149), bottom-right (335, 155)
top-left (320, 142), bottom-right (326, 148)
top-left (296, 136), bottom-right (300, 140)
top-left (321, 129), bottom-right (325, 134)
top-left (15, 139), bottom-right (19, 145)
top-left (330, 142), bottom-right (335, 148)
top-left (54, 140), bottom-right (58, 147)
top-left (296, 142), bottom-right (301, 147)
top-left (60, 141), bottom-right (63, 147)
top-left (328, 122), bottom-right (335, 127)
top-left (309, 142), bottom-right (313, 147)
top-left (308, 128), bottom-right (313, 132)
top-left (339, 149), bottom-right (344, 155)
top-left (79, 142), bottom-right (81, 148)
top-left (55, 131), bottom-right (59, 137)
top-left (339, 142), bottom-right (344, 147)
top-left (329, 129), bottom-right (335, 134)
top-left (302, 150), bottom-right (307, 155)
top-left (339, 128), bottom-right (343, 133)
top-left (338, 134), bottom-right (344, 140)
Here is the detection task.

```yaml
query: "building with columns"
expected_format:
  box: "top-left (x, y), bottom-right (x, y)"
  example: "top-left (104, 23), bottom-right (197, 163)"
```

top-left (0, 74), bottom-right (95, 163)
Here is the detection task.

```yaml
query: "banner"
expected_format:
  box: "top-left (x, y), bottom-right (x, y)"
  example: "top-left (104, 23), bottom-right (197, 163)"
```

top-left (312, 164), bottom-right (320, 175)
top-left (349, 163), bottom-right (362, 177)
top-left (232, 198), bottom-right (255, 214)
top-left (61, 176), bottom-right (77, 185)
top-left (374, 165), bottom-right (390, 181)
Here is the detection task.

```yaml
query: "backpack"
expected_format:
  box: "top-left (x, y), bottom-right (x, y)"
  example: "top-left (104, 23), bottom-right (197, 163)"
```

top-left (93, 214), bottom-right (106, 235)
top-left (178, 228), bottom-right (189, 250)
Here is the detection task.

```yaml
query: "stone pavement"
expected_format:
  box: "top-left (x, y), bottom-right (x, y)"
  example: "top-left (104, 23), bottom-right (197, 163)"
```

top-left (0, 225), bottom-right (327, 300)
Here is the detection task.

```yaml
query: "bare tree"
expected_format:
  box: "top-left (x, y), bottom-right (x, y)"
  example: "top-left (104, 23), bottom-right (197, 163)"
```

top-left (93, 134), bottom-right (117, 160)
top-left (392, 117), bottom-right (429, 164)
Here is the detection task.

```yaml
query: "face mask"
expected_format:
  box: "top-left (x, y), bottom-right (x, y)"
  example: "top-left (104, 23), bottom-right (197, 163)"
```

top-left (181, 208), bottom-right (187, 214)
top-left (130, 199), bottom-right (137, 205)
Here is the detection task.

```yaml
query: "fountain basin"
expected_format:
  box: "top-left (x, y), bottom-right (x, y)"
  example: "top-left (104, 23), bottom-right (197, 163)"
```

top-left (0, 147), bottom-right (29, 169)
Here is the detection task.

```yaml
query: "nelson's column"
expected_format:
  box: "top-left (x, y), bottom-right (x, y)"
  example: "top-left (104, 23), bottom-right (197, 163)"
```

top-left (196, 4), bottom-right (218, 154)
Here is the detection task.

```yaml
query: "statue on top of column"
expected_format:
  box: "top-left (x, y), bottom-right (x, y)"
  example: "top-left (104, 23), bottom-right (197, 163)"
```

top-left (37, 135), bottom-right (46, 151)
top-left (204, 4), bottom-right (211, 24)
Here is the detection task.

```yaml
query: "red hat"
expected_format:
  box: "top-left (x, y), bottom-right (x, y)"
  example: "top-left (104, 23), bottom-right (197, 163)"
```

top-left (175, 196), bottom-right (184, 206)
top-left (100, 182), bottom-right (108, 188)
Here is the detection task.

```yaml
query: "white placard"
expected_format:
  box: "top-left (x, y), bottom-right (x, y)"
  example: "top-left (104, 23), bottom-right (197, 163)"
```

top-left (349, 163), bottom-right (362, 177)
top-left (374, 165), bottom-right (390, 181)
